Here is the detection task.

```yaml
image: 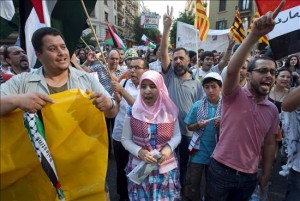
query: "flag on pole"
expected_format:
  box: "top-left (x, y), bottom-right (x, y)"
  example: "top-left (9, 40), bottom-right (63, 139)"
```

top-left (230, 10), bottom-right (246, 44)
top-left (194, 0), bottom-right (209, 41)
top-left (141, 34), bottom-right (151, 46)
top-left (0, 0), bottom-right (18, 38)
top-left (105, 22), bottom-right (127, 51)
top-left (247, 12), bottom-right (269, 46)
top-left (19, 0), bottom-right (97, 68)
top-left (255, 0), bottom-right (300, 59)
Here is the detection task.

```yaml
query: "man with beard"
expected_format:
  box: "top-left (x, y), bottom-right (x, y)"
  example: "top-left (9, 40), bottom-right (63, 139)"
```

top-left (205, 1), bottom-right (285, 200)
top-left (161, 6), bottom-right (204, 188)
top-left (111, 57), bottom-right (149, 201)
top-left (3, 46), bottom-right (30, 75)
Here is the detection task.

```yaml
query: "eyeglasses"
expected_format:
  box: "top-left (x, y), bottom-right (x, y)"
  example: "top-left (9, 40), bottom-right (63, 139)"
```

top-left (251, 68), bottom-right (276, 76)
top-left (129, 66), bottom-right (144, 70)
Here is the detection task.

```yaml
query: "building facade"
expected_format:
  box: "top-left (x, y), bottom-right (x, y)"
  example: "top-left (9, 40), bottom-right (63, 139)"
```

top-left (185, 0), bottom-right (257, 30)
top-left (89, 0), bottom-right (140, 48)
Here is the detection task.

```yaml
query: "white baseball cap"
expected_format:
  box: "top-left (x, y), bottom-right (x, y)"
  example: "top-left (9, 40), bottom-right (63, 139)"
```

top-left (202, 72), bottom-right (223, 84)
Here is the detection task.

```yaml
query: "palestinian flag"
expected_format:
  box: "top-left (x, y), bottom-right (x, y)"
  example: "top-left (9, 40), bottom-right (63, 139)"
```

top-left (105, 22), bottom-right (126, 51)
top-left (141, 34), bottom-right (150, 46)
top-left (19, 0), bottom-right (97, 68)
top-left (0, 0), bottom-right (19, 38)
top-left (255, 0), bottom-right (300, 59)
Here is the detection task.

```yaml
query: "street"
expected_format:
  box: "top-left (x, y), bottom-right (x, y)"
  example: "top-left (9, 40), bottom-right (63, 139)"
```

top-left (107, 150), bottom-right (288, 201)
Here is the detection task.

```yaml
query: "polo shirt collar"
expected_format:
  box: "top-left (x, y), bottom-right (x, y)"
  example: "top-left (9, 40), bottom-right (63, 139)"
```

top-left (243, 86), bottom-right (272, 106)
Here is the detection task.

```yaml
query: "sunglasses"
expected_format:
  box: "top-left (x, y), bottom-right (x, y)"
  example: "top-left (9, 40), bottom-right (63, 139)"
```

top-left (251, 68), bottom-right (276, 76)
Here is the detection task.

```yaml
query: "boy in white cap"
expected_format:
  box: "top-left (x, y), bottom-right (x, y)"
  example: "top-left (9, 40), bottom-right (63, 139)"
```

top-left (184, 72), bottom-right (223, 201)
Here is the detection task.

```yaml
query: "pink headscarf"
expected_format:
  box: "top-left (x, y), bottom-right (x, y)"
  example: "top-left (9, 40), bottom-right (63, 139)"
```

top-left (132, 71), bottom-right (179, 124)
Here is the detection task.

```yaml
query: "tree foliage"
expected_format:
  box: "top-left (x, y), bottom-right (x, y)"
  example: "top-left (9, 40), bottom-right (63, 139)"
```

top-left (133, 16), bottom-right (161, 45)
top-left (170, 10), bottom-right (194, 47)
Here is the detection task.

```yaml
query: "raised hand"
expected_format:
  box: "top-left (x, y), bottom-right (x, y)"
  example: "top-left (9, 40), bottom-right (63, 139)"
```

top-left (163, 5), bottom-right (173, 30)
top-left (251, 0), bottom-right (285, 38)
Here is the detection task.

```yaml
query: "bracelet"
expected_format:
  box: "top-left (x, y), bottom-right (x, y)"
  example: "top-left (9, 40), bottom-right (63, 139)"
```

top-left (110, 98), bottom-right (115, 109)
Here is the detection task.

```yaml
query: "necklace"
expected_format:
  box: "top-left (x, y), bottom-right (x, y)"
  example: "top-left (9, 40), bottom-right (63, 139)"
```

top-left (273, 88), bottom-right (287, 103)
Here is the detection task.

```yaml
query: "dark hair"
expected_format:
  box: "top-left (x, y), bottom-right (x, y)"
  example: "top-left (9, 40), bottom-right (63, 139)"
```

top-left (284, 54), bottom-right (300, 69)
top-left (275, 67), bottom-right (292, 78)
top-left (202, 77), bottom-right (222, 87)
top-left (247, 55), bottom-right (277, 72)
top-left (173, 47), bottom-right (188, 56)
top-left (211, 50), bottom-right (217, 54)
top-left (31, 27), bottom-right (64, 53)
top-left (153, 45), bottom-right (160, 56)
top-left (200, 51), bottom-right (214, 61)
top-left (77, 48), bottom-right (86, 56)
top-left (3, 46), bottom-right (11, 60)
top-left (198, 49), bottom-right (204, 53)
top-left (188, 51), bottom-right (196, 59)
top-left (131, 57), bottom-right (149, 69)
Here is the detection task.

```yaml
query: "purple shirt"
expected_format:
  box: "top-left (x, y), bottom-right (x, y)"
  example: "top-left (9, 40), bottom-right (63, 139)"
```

top-left (213, 86), bottom-right (279, 173)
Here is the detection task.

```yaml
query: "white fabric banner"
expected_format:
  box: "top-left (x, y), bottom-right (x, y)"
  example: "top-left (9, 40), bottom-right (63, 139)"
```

top-left (176, 21), bottom-right (230, 52)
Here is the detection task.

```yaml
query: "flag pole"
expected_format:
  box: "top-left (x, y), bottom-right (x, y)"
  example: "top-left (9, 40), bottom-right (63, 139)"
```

top-left (80, 0), bottom-right (115, 81)
top-left (80, 0), bottom-right (107, 67)
top-left (80, 37), bottom-right (113, 80)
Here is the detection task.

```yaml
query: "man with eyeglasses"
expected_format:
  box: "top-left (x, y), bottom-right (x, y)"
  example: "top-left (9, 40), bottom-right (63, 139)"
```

top-left (111, 58), bottom-right (149, 201)
top-left (205, 1), bottom-right (285, 201)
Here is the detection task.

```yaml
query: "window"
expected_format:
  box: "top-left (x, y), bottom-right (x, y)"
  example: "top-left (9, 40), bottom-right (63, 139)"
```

top-left (104, 0), bottom-right (107, 5)
top-left (219, 0), bottom-right (227, 12)
top-left (105, 12), bottom-right (108, 21)
top-left (216, 20), bottom-right (227, 30)
top-left (239, 0), bottom-right (252, 11)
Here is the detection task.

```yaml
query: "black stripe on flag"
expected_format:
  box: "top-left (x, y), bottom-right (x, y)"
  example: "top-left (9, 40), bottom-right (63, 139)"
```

top-left (270, 29), bottom-right (300, 60)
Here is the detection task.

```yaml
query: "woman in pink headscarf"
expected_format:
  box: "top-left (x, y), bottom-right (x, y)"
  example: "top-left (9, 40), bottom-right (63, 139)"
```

top-left (121, 70), bottom-right (181, 200)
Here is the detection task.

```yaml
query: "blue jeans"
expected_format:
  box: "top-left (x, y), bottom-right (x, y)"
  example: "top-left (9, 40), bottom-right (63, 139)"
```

top-left (206, 159), bottom-right (257, 201)
top-left (284, 169), bottom-right (300, 201)
top-left (177, 135), bottom-right (192, 187)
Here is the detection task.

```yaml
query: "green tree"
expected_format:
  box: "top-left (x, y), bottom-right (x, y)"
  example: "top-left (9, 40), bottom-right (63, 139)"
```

top-left (170, 10), bottom-right (194, 48)
top-left (133, 16), bottom-right (161, 45)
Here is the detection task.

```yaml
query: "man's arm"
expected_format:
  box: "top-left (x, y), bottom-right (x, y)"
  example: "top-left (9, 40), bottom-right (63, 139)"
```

top-left (223, 0), bottom-right (285, 96)
top-left (282, 86), bottom-right (300, 112)
top-left (0, 93), bottom-right (54, 116)
top-left (260, 133), bottom-right (276, 191)
top-left (217, 35), bottom-right (235, 71)
top-left (161, 6), bottom-right (173, 74)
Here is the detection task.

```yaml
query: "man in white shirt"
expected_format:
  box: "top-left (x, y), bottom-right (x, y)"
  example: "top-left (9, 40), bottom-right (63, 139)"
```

top-left (111, 58), bottom-right (149, 201)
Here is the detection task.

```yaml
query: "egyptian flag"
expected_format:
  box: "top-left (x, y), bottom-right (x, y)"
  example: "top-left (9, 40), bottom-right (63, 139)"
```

top-left (255, 0), bottom-right (300, 59)
top-left (19, 0), bottom-right (97, 68)
top-left (105, 22), bottom-right (127, 51)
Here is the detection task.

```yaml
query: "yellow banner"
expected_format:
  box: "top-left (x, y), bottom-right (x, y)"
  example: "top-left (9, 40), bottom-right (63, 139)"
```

top-left (1, 89), bottom-right (108, 200)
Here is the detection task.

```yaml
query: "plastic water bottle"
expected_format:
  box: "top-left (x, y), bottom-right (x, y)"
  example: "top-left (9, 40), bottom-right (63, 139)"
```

top-left (249, 184), bottom-right (269, 201)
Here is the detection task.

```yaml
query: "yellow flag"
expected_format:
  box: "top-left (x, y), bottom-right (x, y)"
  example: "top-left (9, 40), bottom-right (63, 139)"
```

top-left (1, 89), bottom-right (108, 200)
